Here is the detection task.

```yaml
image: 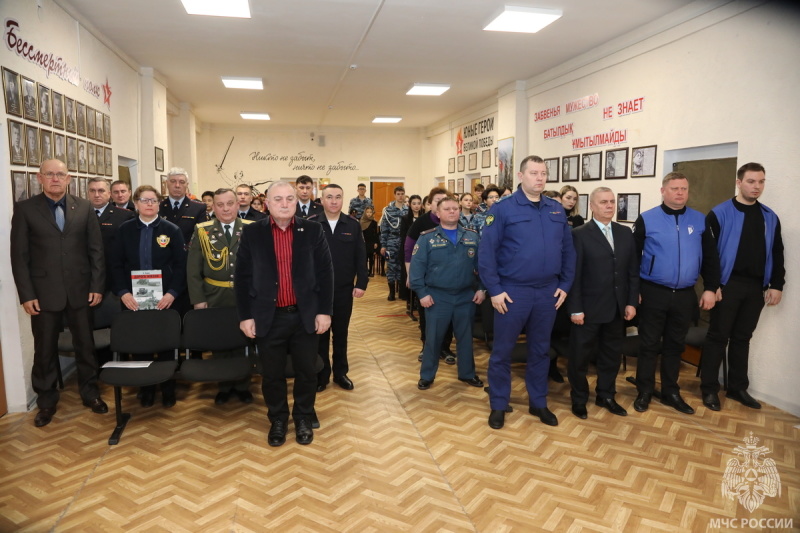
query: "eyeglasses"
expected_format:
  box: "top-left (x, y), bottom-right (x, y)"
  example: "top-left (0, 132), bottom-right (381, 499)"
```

top-left (41, 172), bottom-right (68, 180)
top-left (137, 198), bottom-right (159, 205)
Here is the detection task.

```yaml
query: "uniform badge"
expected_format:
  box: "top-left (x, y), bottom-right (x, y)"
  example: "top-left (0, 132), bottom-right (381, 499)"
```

top-left (412, 243), bottom-right (419, 255)
top-left (156, 235), bottom-right (170, 248)
top-left (467, 248), bottom-right (475, 257)
top-left (485, 214), bottom-right (495, 226)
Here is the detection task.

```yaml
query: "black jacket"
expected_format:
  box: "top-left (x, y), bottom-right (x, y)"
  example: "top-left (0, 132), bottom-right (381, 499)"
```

top-left (159, 197), bottom-right (208, 245)
top-left (310, 213), bottom-right (369, 291)
top-left (97, 205), bottom-right (135, 291)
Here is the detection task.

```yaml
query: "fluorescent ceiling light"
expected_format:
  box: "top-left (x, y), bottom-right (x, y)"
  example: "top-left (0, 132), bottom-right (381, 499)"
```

top-left (484, 6), bottom-right (561, 33)
top-left (222, 77), bottom-right (263, 90)
top-left (372, 117), bottom-right (402, 124)
top-left (181, 0), bottom-right (251, 18)
top-left (240, 112), bottom-right (270, 120)
top-left (407, 84), bottom-right (450, 96)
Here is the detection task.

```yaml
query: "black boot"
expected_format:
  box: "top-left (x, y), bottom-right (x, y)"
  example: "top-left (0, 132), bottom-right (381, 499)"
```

top-left (387, 281), bottom-right (396, 301)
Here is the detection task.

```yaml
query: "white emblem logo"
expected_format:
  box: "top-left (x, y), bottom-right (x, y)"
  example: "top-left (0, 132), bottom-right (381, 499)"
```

top-left (721, 432), bottom-right (781, 512)
top-left (688, 225), bottom-right (695, 235)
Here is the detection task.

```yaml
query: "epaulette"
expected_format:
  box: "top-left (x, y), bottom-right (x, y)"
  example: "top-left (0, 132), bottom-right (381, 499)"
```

top-left (197, 220), bottom-right (215, 228)
top-left (420, 228), bottom-right (437, 235)
top-left (464, 227), bottom-right (477, 233)
top-left (307, 214), bottom-right (320, 220)
top-left (241, 219), bottom-right (255, 224)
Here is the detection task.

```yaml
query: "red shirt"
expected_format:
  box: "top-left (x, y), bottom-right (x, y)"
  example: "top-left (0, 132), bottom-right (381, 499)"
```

top-left (271, 217), bottom-right (296, 306)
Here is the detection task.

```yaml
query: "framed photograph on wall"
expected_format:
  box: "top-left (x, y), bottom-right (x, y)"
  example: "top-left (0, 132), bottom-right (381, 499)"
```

top-left (65, 97), bottom-right (77, 133)
top-left (494, 147), bottom-right (498, 167)
top-left (604, 147), bottom-right (628, 179)
top-left (3, 67), bottom-right (22, 117)
top-left (40, 130), bottom-right (53, 161)
top-left (160, 174), bottom-right (168, 196)
top-left (580, 152), bottom-right (602, 181)
top-left (447, 178), bottom-right (455, 193)
top-left (481, 175), bottom-right (490, 186)
top-left (96, 142), bottom-right (105, 175)
top-left (456, 154), bottom-right (465, 172)
top-left (617, 193), bottom-right (640, 223)
top-left (78, 140), bottom-right (88, 173)
top-left (76, 102), bottom-right (87, 137)
top-left (544, 157), bottom-right (559, 183)
top-left (88, 143), bottom-right (96, 174)
top-left (66, 136), bottom-right (77, 172)
top-left (468, 152), bottom-right (477, 171)
top-left (21, 76), bottom-right (38, 121)
top-left (497, 137), bottom-right (514, 191)
top-left (155, 147), bottom-right (165, 171)
top-left (54, 133), bottom-right (66, 164)
top-left (8, 120), bottom-right (26, 165)
top-left (28, 171), bottom-right (42, 197)
top-left (578, 194), bottom-right (589, 220)
top-left (448, 157), bottom-right (455, 174)
top-left (52, 91), bottom-right (65, 130)
top-left (631, 145), bottom-right (657, 177)
top-left (68, 176), bottom-right (78, 196)
top-left (481, 149), bottom-right (491, 168)
top-left (95, 111), bottom-right (103, 141)
top-left (25, 124), bottom-right (40, 167)
top-left (86, 107), bottom-right (96, 139)
top-left (104, 147), bottom-right (113, 176)
top-left (562, 155), bottom-right (579, 182)
top-left (103, 114), bottom-right (111, 144)
top-left (37, 84), bottom-right (52, 126)
top-left (12, 170), bottom-right (28, 202)
top-left (457, 178), bottom-right (464, 194)
top-left (78, 176), bottom-right (88, 199)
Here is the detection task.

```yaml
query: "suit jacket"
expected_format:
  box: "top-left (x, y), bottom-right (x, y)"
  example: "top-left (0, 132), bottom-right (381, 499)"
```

top-left (10, 193), bottom-right (105, 311)
top-left (97, 205), bottom-right (136, 291)
top-left (235, 216), bottom-right (334, 337)
top-left (109, 217), bottom-right (187, 299)
top-left (310, 213), bottom-right (369, 292)
top-left (115, 200), bottom-right (136, 211)
top-left (568, 221), bottom-right (639, 323)
top-left (296, 201), bottom-right (324, 219)
top-left (239, 208), bottom-right (266, 221)
top-left (187, 217), bottom-right (252, 307)
top-left (159, 197), bottom-right (209, 245)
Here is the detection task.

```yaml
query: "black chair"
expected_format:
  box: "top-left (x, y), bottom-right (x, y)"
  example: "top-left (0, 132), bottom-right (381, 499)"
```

top-left (100, 309), bottom-right (182, 445)
top-left (56, 294), bottom-right (121, 388)
top-left (179, 307), bottom-right (254, 383)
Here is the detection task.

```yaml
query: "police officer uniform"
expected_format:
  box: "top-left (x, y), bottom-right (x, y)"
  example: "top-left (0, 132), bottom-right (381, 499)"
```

top-left (187, 217), bottom-right (254, 397)
top-left (380, 201), bottom-right (408, 288)
top-left (348, 196), bottom-right (373, 219)
top-left (411, 225), bottom-right (483, 386)
top-left (159, 196), bottom-right (209, 246)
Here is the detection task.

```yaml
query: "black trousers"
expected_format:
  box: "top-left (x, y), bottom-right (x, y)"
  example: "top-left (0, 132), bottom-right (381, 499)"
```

top-left (700, 276), bottom-right (765, 395)
top-left (318, 288), bottom-right (354, 384)
top-left (567, 310), bottom-right (624, 405)
top-left (31, 304), bottom-right (99, 409)
top-left (257, 310), bottom-right (317, 423)
top-left (636, 283), bottom-right (696, 396)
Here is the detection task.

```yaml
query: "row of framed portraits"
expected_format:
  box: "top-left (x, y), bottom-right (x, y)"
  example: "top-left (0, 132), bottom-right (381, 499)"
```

top-left (446, 175), bottom-right (498, 194)
top-left (447, 148), bottom-right (495, 174)
top-left (543, 145), bottom-right (657, 183)
top-left (11, 170), bottom-right (111, 203)
top-left (3, 66), bottom-right (112, 144)
top-left (8, 120), bottom-right (113, 175)
top-left (571, 192), bottom-right (641, 223)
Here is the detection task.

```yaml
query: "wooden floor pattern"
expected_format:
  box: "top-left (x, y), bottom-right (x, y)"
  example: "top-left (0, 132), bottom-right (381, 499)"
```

top-left (1, 282), bottom-right (798, 532)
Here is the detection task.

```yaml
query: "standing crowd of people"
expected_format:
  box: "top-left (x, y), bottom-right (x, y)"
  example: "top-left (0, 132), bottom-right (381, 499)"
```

top-left (10, 156), bottom-right (783, 442)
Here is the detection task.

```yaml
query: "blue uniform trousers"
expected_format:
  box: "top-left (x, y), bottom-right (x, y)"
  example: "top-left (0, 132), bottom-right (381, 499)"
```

top-left (420, 289), bottom-right (476, 382)
top-left (488, 281), bottom-right (558, 410)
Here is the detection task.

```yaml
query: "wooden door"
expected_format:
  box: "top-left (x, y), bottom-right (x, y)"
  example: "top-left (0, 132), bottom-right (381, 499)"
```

top-left (371, 182), bottom-right (404, 220)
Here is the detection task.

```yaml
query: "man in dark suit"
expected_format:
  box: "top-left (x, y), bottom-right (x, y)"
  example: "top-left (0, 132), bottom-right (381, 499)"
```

top-left (295, 175), bottom-right (323, 218)
top-left (158, 167), bottom-right (208, 245)
top-left (110, 180), bottom-right (136, 211)
top-left (10, 159), bottom-right (108, 427)
top-left (87, 177), bottom-right (135, 292)
top-left (235, 183), bottom-right (266, 221)
top-left (567, 187), bottom-right (639, 419)
top-left (310, 184), bottom-right (368, 393)
top-left (236, 181), bottom-right (333, 447)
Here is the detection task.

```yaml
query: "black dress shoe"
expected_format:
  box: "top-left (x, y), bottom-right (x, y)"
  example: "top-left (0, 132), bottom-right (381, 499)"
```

top-left (83, 398), bottom-right (108, 414)
top-left (215, 391), bottom-right (230, 405)
top-left (162, 390), bottom-right (177, 408)
top-left (529, 406), bottom-right (559, 426)
top-left (571, 404), bottom-right (588, 419)
top-left (595, 397), bottom-right (628, 416)
top-left (268, 420), bottom-right (287, 447)
top-left (34, 407), bottom-right (56, 427)
top-left (702, 393), bottom-right (721, 411)
top-left (236, 390), bottom-right (254, 404)
top-left (140, 387), bottom-right (155, 407)
top-left (661, 393), bottom-right (695, 414)
top-left (333, 375), bottom-right (354, 390)
top-left (488, 409), bottom-right (505, 429)
top-left (316, 383), bottom-right (327, 392)
top-left (726, 390), bottom-right (761, 409)
top-left (417, 351), bottom-right (424, 362)
top-left (633, 392), bottom-right (652, 412)
top-left (295, 419), bottom-right (314, 445)
top-left (548, 360), bottom-right (564, 383)
top-left (310, 411), bottom-right (320, 429)
top-left (459, 376), bottom-right (484, 387)
top-left (418, 378), bottom-right (433, 390)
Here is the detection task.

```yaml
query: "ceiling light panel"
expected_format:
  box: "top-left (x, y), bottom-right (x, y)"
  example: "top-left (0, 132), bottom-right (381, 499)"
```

top-left (407, 84), bottom-right (451, 96)
top-left (372, 117), bottom-right (402, 124)
top-left (181, 0), bottom-right (251, 18)
top-left (484, 6), bottom-right (562, 33)
top-left (222, 77), bottom-right (263, 90)
top-left (240, 112), bottom-right (271, 120)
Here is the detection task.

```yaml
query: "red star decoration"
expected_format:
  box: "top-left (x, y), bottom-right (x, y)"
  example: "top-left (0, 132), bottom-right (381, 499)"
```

top-left (102, 78), bottom-right (112, 108)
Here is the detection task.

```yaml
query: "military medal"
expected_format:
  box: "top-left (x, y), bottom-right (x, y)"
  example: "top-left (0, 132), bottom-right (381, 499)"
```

top-left (156, 234), bottom-right (170, 248)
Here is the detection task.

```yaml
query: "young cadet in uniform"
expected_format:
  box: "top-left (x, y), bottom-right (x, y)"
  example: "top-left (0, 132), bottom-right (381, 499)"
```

top-left (187, 188), bottom-right (254, 405)
top-left (348, 182), bottom-right (373, 219)
top-left (411, 197), bottom-right (485, 390)
top-left (379, 186), bottom-right (408, 301)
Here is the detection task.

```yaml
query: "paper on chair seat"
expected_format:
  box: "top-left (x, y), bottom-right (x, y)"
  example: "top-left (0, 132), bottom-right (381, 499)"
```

top-left (102, 361), bottom-right (153, 368)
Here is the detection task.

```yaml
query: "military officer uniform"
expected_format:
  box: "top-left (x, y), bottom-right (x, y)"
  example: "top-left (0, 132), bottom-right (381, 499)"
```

top-left (159, 196), bottom-right (209, 247)
top-left (187, 217), bottom-right (254, 395)
top-left (410, 225), bottom-right (483, 386)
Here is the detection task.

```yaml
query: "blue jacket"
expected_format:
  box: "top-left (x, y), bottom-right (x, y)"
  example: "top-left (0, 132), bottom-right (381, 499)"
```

top-left (410, 226), bottom-right (481, 302)
top-left (711, 199), bottom-right (778, 287)
top-left (478, 189), bottom-right (575, 296)
top-left (639, 205), bottom-right (706, 289)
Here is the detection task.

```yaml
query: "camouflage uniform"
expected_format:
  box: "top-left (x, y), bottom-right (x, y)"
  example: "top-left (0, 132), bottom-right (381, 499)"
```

top-left (349, 196), bottom-right (373, 219)
top-left (379, 201), bottom-right (408, 283)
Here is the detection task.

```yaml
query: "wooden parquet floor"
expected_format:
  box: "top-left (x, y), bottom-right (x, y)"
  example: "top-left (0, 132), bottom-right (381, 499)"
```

top-left (1, 281), bottom-right (798, 532)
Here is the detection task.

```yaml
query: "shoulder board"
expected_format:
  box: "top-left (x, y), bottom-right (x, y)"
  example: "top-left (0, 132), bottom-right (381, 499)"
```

top-left (420, 228), bottom-right (437, 235)
top-left (197, 220), bottom-right (215, 228)
top-left (241, 219), bottom-right (255, 225)
top-left (307, 214), bottom-right (320, 220)
top-left (464, 227), bottom-right (477, 233)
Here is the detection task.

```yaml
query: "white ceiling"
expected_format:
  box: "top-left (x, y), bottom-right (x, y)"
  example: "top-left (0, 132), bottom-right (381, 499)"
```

top-left (60, 0), bottom-right (697, 129)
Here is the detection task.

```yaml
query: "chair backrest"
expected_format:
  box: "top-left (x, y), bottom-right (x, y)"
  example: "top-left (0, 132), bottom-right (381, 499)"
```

top-left (110, 309), bottom-right (182, 355)
top-left (93, 294), bottom-right (123, 329)
top-left (182, 307), bottom-right (251, 354)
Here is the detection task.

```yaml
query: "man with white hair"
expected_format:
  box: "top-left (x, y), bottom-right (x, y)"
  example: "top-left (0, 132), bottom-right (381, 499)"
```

top-left (158, 167), bottom-right (208, 245)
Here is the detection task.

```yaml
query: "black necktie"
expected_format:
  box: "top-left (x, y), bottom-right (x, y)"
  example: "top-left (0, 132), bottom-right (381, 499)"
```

top-left (302, 204), bottom-right (308, 216)
top-left (239, 212), bottom-right (245, 219)
top-left (173, 200), bottom-right (180, 213)
top-left (224, 224), bottom-right (232, 242)
top-left (96, 209), bottom-right (101, 217)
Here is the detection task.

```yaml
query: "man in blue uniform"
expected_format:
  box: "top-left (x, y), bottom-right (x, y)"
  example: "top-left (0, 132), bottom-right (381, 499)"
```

top-left (380, 186), bottom-right (407, 301)
top-left (348, 183), bottom-right (373, 219)
top-left (632, 172), bottom-right (719, 414)
top-left (411, 197), bottom-right (485, 390)
top-left (700, 163), bottom-right (784, 411)
top-left (478, 155), bottom-right (576, 429)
